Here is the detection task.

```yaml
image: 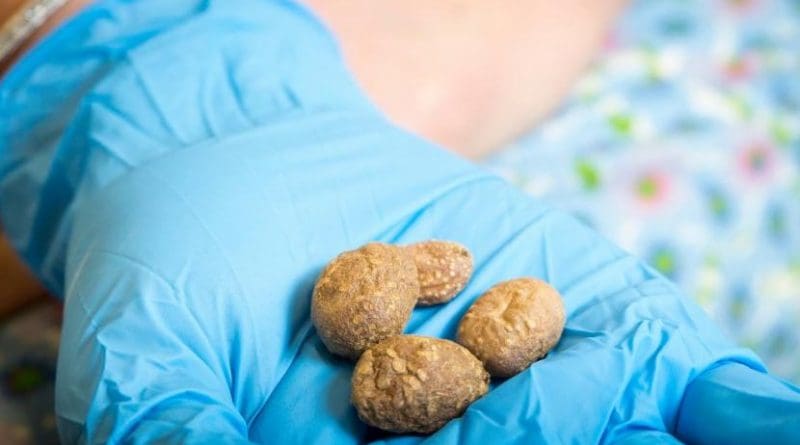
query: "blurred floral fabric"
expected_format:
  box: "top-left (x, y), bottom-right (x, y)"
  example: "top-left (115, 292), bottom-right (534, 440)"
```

top-left (0, 304), bottom-right (60, 444)
top-left (487, 0), bottom-right (800, 382)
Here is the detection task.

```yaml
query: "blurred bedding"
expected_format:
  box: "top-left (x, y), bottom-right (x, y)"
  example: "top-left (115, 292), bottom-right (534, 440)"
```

top-left (487, 0), bottom-right (800, 381)
top-left (0, 303), bottom-right (60, 444)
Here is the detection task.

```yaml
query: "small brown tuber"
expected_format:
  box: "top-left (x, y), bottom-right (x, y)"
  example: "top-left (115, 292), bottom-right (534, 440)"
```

top-left (405, 240), bottom-right (473, 305)
top-left (311, 243), bottom-right (420, 359)
top-left (351, 335), bottom-right (489, 434)
top-left (457, 277), bottom-right (565, 378)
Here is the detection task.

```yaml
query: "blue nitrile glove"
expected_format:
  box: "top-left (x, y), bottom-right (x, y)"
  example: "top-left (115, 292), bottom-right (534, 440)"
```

top-left (0, 1), bottom-right (797, 444)
top-left (53, 110), bottom-right (800, 444)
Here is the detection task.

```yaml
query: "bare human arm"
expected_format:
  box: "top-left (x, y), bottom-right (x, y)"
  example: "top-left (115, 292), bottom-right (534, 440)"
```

top-left (304, 0), bottom-right (628, 157)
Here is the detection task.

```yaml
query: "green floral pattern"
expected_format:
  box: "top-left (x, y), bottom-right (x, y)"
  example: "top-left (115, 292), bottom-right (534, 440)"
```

top-left (487, 0), bottom-right (800, 382)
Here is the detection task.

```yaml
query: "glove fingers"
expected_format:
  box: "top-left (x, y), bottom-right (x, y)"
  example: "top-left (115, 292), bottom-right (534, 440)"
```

top-left (676, 362), bottom-right (800, 445)
top-left (250, 332), bottom-right (624, 444)
top-left (251, 322), bottom-right (696, 444)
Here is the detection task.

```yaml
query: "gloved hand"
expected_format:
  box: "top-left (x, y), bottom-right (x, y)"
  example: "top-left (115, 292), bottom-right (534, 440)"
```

top-left (50, 110), bottom-right (800, 444)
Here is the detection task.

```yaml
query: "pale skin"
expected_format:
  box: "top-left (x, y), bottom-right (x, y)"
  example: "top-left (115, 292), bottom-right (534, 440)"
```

top-left (0, 0), bottom-right (626, 315)
top-left (305, 0), bottom-right (628, 157)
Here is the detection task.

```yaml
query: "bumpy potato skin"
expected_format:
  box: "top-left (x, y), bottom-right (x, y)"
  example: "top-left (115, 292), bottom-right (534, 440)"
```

top-left (405, 241), bottom-right (473, 305)
top-left (457, 278), bottom-right (565, 378)
top-left (312, 243), bottom-right (420, 359)
top-left (351, 335), bottom-right (489, 434)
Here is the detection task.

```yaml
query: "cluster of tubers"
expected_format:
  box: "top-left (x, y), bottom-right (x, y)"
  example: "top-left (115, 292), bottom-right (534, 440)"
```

top-left (311, 241), bottom-right (565, 434)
